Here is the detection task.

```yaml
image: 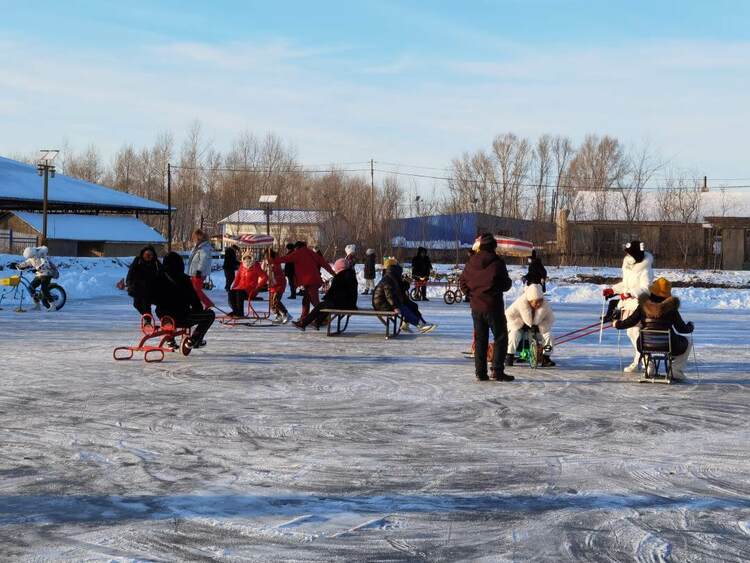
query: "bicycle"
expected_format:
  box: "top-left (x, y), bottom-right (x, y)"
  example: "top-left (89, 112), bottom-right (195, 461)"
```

top-left (0, 268), bottom-right (67, 312)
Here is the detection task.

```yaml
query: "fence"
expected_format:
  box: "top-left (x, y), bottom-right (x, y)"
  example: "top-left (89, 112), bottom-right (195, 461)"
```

top-left (0, 230), bottom-right (38, 255)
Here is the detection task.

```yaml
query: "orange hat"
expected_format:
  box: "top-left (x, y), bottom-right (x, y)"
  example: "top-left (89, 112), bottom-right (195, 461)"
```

top-left (650, 277), bottom-right (672, 298)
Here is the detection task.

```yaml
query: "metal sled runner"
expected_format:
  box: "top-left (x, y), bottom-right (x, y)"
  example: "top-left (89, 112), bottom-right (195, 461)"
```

top-left (113, 314), bottom-right (192, 363)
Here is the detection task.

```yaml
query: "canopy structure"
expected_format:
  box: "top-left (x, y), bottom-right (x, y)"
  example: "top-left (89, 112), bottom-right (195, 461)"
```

top-left (494, 236), bottom-right (534, 257)
top-left (223, 233), bottom-right (275, 247)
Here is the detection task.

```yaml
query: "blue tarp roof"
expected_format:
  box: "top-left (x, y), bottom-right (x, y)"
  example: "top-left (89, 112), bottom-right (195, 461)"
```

top-left (0, 156), bottom-right (168, 213)
top-left (390, 214), bottom-right (479, 245)
top-left (13, 212), bottom-right (166, 243)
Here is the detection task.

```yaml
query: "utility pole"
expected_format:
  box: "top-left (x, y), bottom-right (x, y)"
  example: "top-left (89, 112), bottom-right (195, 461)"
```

top-left (167, 163), bottom-right (172, 251)
top-left (36, 150), bottom-right (59, 246)
top-left (370, 159), bottom-right (375, 237)
top-left (702, 175), bottom-right (708, 192)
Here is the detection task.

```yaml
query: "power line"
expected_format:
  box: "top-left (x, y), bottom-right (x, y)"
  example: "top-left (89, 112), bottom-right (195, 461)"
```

top-left (170, 164), bottom-right (371, 174)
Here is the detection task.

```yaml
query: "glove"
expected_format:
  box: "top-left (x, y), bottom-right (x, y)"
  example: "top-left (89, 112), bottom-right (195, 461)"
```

top-left (196, 270), bottom-right (202, 278)
top-left (602, 288), bottom-right (615, 299)
top-left (531, 325), bottom-right (539, 332)
top-left (7, 262), bottom-right (17, 269)
top-left (686, 321), bottom-right (694, 332)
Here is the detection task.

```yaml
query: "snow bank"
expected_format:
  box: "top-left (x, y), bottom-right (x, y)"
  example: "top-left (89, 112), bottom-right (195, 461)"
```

top-left (2, 253), bottom-right (749, 309)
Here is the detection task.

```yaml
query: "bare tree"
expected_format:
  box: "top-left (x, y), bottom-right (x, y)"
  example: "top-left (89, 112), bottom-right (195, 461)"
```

top-left (656, 174), bottom-right (702, 266)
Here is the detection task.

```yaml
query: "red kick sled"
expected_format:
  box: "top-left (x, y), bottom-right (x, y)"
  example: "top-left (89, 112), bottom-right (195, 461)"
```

top-left (113, 314), bottom-right (192, 363)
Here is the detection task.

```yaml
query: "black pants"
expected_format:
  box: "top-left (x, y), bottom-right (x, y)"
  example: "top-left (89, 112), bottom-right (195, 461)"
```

top-left (228, 289), bottom-right (247, 316)
top-left (286, 274), bottom-right (296, 298)
top-left (472, 309), bottom-right (508, 378)
top-left (417, 278), bottom-right (428, 301)
top-left (177, 310), bottom-right (215, 343)
top-left (29, 276), bottom-right (52, 304)
top-left (223, 269), bottom-right (236, 292)
top-left (132, 296), bottom-right (152, 316)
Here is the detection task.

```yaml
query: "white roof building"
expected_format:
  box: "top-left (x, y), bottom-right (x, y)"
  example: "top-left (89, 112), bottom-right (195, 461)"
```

top-left (218, 208), bottom-right (333, 248)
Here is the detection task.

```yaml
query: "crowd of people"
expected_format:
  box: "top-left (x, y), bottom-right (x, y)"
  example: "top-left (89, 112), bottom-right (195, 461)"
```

top-left (119, 229), bottom-right (694, 382)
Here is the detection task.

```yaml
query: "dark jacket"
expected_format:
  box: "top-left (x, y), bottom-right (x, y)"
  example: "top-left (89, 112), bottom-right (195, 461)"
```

top-left (321, 268), bottom-right (358, 310)
top-left (373, 265), bottom-right (406, 311)
top-left (222, 247), bottom-right (239, 272)
top-left (525, 257), bottom-right (547, 287)
top-left (125, 245), bottom-right (160, 300)
top-left (153, 252), bottom-right (203, 322)
top-left (615, 294), bottom-right (694, 355)
top-left (364, 253), bottom-right (377, 280)
top-left (411, 248), bottom-right (432, 278)
top-left (459, 250), bottom-right (512, 313)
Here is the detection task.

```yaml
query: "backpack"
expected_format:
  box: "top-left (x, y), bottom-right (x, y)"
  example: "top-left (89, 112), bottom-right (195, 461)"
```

top-left (47, 259), bottom-right (60, 279)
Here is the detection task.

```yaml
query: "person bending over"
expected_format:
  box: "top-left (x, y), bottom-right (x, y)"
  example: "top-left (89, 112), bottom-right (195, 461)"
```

top-left (126, 245), bottom-right (160, 316)
top-left (504, 284), bottom-right (555, 367)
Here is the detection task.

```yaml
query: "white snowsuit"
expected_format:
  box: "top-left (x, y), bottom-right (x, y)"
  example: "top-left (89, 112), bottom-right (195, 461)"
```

top-left (18, 246), bottom-right (56, 278)
top-left (187, 241), bottom-right (213, 279)
top-left (505, 285), bottom-right (555, 354)
top-left (612, 252), bottom-right (654, 365)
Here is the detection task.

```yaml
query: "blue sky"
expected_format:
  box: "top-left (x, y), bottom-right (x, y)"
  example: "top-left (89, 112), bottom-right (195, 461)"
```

top-left (1, 1), bottom-right (749, 190)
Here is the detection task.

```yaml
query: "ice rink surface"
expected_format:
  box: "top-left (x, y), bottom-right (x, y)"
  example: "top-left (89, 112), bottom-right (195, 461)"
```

top-left (1, 292), bottom-right (749, 561)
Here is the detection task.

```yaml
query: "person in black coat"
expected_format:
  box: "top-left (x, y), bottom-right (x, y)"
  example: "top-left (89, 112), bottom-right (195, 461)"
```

top-left (410, 247), bottom-right (432, 301)
top-left (363, 248), bottom-right (377, 295)
top-left (614, 277), bottom-right (694, 379)
top-left (222, 245), bottom-right (240, 292)
top-left (153, 252), bottom-right (216, 348)
top-left (294, 258), bottom-right (358, 330)
top-left (524, 249), bottom-right (548, 292)
top-left (373, 261), bottom-right (435, 332)
top-left (126, 245), bottom-right (160, 315)
top-left (284, 242), bottom-right (297, 299)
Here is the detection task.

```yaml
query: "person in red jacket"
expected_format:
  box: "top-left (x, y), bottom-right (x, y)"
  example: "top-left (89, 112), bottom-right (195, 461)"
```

top-left (276, 241), bottom-right (335, 319)
top-left (264, 249), bottom-right (290, 323)
top-left (228, 253), bottom-right (254, 316)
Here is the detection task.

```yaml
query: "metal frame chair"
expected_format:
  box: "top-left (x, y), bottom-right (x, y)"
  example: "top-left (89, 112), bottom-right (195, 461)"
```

top-left (638, 329), bottom-right (673, 384)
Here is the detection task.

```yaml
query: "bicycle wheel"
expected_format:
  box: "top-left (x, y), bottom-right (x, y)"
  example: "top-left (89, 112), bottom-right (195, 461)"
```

top-left (47, 284), bottom-right (67, 310)
top-left (443, 290), bottom-right (455, 305)
top-left (409, 288), bottom-right (420, 301)
top-left (454, 290), bottom-right (463, 303)
top-left (529, 340), bottom-right (540, 368)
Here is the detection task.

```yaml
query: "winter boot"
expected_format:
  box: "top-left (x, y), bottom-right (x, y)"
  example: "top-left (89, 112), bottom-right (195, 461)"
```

top-left (418, 322), bottom-right (437, 334)
top-left (541, 355), bottom-right (556, 367)
top-left (475, 373), bottom-right (489, 382)
top-left (400, 321), bottom-right (412, 333)
top-left (281, 313), bottom-right (290, 324)
top-left (623, 361), bottom-right (640, 373)
top-left (293, 320), bottom-right (306, 331)
top-left (490, 369), bottom-right (515, 382)
top-left (504, 353), bottom-right (514, 367)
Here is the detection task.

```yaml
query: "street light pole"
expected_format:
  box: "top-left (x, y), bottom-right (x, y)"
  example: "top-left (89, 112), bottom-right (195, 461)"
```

top-left (36, 150), bottom-right (58, 246)
top-left (167, 163), bottom-right (172, 252)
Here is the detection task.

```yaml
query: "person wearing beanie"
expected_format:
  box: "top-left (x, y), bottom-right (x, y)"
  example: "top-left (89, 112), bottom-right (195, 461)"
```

top-left (459, 233), bottom-right (514, 382)
top-left (504, 284), bottom-right (555, 367)
top-left (363, 248), bottom-right (377, 295)
top-left (294, 257), bottom-right (358, 330)
top-left (602, 239), bottom-right (654, 373)
top-left (524, 249), bottom-right (548, 292)
top-left (410, 246), bottom-right (432, 301)
top-left (614, 277), bottom-right (694, 380)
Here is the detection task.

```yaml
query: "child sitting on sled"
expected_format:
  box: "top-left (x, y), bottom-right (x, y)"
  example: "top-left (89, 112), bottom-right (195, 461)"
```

top-left (504, 284), bottom-right (555, 367)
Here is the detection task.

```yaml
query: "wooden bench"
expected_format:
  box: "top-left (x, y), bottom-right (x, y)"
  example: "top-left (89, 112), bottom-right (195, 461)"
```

top-left (320, 309), bottom-right (403, 339)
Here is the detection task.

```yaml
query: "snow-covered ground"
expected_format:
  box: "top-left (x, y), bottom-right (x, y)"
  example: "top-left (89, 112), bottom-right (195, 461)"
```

top-left (1, 285), bottom-right (749, 560)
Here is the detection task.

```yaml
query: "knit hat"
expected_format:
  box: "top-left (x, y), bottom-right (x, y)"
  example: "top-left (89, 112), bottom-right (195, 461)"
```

top-left (650, 277), bottom-right (672, 298)
top-left (333, 258), bottom-right (348, 273)
top-left (383, 257), bottom-right (398, 268)
top-left (366, 248), bottom-right (375, 255)
top-left (345, 244), bottom-right (356, 256)
top-left (624, 240), bottom-right (645, 262)
top-left (525, 284), bottom-right (544, 301)
top-left (476, 233), bottom-right (497, 251)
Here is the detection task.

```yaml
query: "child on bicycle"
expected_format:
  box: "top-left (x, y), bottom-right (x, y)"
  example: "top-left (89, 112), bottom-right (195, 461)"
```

top-left (16, 246), bottom-right (59, 310)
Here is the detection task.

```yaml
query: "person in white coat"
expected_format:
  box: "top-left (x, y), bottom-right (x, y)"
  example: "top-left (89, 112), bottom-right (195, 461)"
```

top-left (15, 246), bottom-right (59, 310)
top-left (187, 229), bottom-right (214, 309)
top-left (602, 240), bottom-right (654, 372)
top-left (505, 283), bottom-right (555, 367)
